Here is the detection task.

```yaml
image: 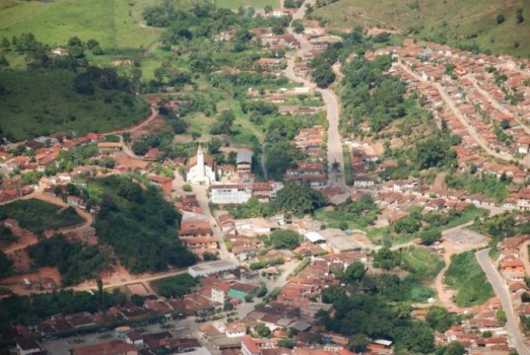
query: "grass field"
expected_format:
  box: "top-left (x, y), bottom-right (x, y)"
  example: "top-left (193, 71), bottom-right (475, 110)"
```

top-left (445, 251), bottom-right (494, 307)
top-left (313, 0), bottom-right (530, 58)
top-left (0, 70), bottom-right (149, 140)
top-left (0, 0), bottom-right (159, 50)
top-left (215, 0), bottom-right (280, 9)
top-left (402, 246), bottom-right (444, 280)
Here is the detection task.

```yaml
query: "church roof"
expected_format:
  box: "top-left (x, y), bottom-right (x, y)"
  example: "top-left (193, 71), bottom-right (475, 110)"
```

top-left (187, 154), bottom-right (215, 171)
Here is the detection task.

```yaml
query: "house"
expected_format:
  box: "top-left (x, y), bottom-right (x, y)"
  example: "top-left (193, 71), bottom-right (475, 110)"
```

top-left (144, 148), bottom-right (162, 161)
top-left (125, 331), bottom-right (144, 347)
top-left (148, 175), bottom-right (173, 194)
top-left (211, 283), bottom-right (231, 304)
top-left (225, 323), bottom-right (246, 338)
top-left (353, 175), bottom-right (376, 188)
top-left (237, 151), bottom-right (253, 174)
top-left (71, 339), bottom-right (137, 355)
top-left (16, 339), bottom-right (43, 355)
top-left (66, 195), bottom-right (84, 207)
top-left (179, 220), bottom-right (213, 238)
top-left (97, 142), bottom-right (122, 152)
top-left (242, 336), bottom-right (262, 355)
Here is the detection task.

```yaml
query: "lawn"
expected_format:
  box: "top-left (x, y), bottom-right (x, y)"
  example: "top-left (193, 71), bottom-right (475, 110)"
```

top-left (0, 0), bottom-right (158, 50)
top-left (445, 251), bottom-right (494, 307)
top-left (402, 246), bottom-right (444, 280)
top-left (214, 0), bottom-right (280, 9)
top-left (312, 0), bottom-right (530, 58)
top-left (0, 199), bottom-right (84, 234)
top-left (0, 70), bottom-right (149, 140)
top-left (150, 273), bottom-right (198, 298)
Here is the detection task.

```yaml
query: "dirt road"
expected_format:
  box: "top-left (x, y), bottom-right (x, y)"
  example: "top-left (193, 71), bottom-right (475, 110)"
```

top-left (109, 106), bottom-right (158, 135)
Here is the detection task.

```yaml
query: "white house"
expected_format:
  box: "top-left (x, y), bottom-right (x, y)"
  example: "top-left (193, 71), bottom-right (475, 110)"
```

top-left (211, 286), bottom-right (227, 304)
top-left (16, 339), bottom-right (42, 355)
top-left (187, 144), bottom-right (217, 186)
top-left (125, 331), bottom-right (144, 347)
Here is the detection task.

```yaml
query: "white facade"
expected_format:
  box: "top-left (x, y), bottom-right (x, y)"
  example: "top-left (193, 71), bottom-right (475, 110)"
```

top-left (211, 287), bottom-right (226, 304)
top-left (210, 185), bottom-right (252, 204)
top-left (187, 145), bottom-right (216, 186)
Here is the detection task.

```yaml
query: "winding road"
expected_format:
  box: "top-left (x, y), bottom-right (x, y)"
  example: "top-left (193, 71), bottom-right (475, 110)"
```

top-left (476, 249), bottom-right (530, 355)
top-left (285, 0), bottom-right (346, 189)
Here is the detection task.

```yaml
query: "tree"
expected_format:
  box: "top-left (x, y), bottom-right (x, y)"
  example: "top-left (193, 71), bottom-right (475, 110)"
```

top-left (426, 306), bottom-right (453, 332)
top-left (497, 14), bottom-right (506, 24)
top-left (264, 5), bottom-right (273, 13)
top-left (256, 323), bottom-right (271, 337)
top-left (342, 262), bottom-right (366, 283)
top-left (292, 20), bottom-right (305, 34)
top-left (203, 252), bottom-right (218, 261)
top-left (182, 184), bottom-right (192, 192)
top-left (132, 141), bottom-right (149, 155)
top-left (0, 251), bottom-right (13, 277)
top-left (501, 118), bottom-right (510, 130)
top-left (277, 339), bottom-right (295, 349)
top-left (271, 229), bottom-right (303, 250)
top-left (210, 110), bottom-right (235, 135)
top-left (0, 55), bottom-right (9, 68)
top-left (86, 39), bottom-right (100, 50)
top-left (91, 45), bottom-right (104, 55)
top-left (516, 9), bottom-right (524, 24)
top-left (208, 138), bottom-right (222, 155)
top-left (1, 37), bottom-right (9, 50)
top-left (436, 341), bottom-right (465, 355)
top-left (348, 333), bottom-right (369, 353)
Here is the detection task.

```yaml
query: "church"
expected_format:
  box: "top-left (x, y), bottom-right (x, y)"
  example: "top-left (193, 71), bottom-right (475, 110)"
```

top-left (186, 144), bottom-right (217, 185)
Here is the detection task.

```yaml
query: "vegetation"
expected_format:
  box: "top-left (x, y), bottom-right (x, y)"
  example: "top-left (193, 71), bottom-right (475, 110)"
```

top-left (315, 194), bottom-right (380, 230)
top-left (0, 226), bottom-right (17, 246)
top-left (470, 212), bottom-right (530, 245)
top-left (0, 33), bottom-right (149, 140)
top-left (271, 229), bottom-right (303, 250)
top-left (445, 251), bottom-right (494, 306)
top-left (150, 274), bottom-right (198, 298)
top-left (0, 199), bottom-right (83, 234)
top-left (312, 0), bottom-right (530, 57)
top-left (232, 184), bottom-right (328, 218)
top-left (92, 176), bottom-right (197, 274)
top-left (445, 172), bottom-right (510, 202)
top-left (0, 251), bottom-right (13, 278)
top-left (27, 234), bottom-right (110, 286)
top-left (0, 288), bottom-right (127, 331)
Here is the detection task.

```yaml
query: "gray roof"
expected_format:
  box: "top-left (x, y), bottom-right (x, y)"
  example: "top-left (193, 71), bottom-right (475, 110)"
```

top-left (237, 151), bottom-right (253, 164)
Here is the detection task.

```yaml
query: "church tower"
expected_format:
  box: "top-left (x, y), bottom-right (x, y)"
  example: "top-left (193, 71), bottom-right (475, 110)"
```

top-left (197, 143), bottom-right (205, 183)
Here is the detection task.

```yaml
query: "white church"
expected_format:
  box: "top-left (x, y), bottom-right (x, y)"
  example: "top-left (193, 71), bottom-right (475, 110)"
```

top-left (186, 144), bottom-right (218, 185)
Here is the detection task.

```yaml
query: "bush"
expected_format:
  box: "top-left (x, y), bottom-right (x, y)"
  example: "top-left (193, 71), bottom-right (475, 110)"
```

top-left (182, 184), bottom-right (192, 192)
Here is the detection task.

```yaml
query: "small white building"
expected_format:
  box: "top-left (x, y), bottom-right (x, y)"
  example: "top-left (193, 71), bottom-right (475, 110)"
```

top-left (211, 286), bottom-right (227, 304)
top-left (188, 260), bottom-right (239, 278)
top-left (16, 339), bottom-right (42, 355)
top-left (210, 184), bottom-right (252, 204)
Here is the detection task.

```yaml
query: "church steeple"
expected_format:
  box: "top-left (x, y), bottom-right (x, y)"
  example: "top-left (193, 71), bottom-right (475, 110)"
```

top-left (197, 143), bottom-right (205, 180)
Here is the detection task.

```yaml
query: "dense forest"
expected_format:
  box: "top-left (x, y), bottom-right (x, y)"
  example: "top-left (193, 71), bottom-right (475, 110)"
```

top-left (92, 176), bottom-right (197, 273)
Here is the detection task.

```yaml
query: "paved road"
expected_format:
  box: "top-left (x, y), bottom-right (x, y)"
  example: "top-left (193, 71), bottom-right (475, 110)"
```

top-left (476, 248), bottom-right (530, 355)
top-left (236, 259), bottom-right (301, 318)
top-left (285, 1), bottom-right (346, 189)
top-left (193, 185), bottom-right (231, 261)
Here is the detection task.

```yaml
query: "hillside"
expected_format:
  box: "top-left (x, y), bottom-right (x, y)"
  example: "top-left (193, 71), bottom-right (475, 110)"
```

top-left (0, 70), bottom-right (149, 141)
top-left (312, 0), bottom-right (530, 58)
top-left (0, 0), bottom-right (158, 50)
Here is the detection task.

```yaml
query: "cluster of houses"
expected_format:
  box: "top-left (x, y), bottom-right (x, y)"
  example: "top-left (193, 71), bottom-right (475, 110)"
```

top-left (433, 297), bottom-right (515, 354)
top-left (372, 40), bottom-right (530, 179)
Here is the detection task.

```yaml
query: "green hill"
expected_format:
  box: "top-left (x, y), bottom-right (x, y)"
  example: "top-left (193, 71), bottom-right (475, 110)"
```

top-left (0, 69), bottom-right (149, 141)
top-left (312, 0), bottom-right (530, 58)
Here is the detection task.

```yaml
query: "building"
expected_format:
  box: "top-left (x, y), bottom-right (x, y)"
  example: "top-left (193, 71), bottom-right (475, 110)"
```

top-left (71, 339), bottom-right (137, 355)
top-left (148, 175), bottom-right (173, 194)
top-left (187, 145), bottom-right (217, 186)
top-left (304, 232), bottom-right (326, 245)
top-left (228, 283), bottom-right (259, 300)
top-left (210, 184), bottom-right (253, 205)
top-left (97, 142), bottom-right (122, 152)
top-left (237, 151), bottom-right (253, 174)
top-left (179, 220), bottom-right (213, 238)
top-left (188, 260), bottom-right (239, 277)
top-left (16, 339), bottom-right (43, 355)
top-left (241, 336), bottom-right (262, 355)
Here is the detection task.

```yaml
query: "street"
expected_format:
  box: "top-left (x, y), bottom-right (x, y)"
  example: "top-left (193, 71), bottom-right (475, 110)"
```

top-left (476, 248), bottom-right (530, 355)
